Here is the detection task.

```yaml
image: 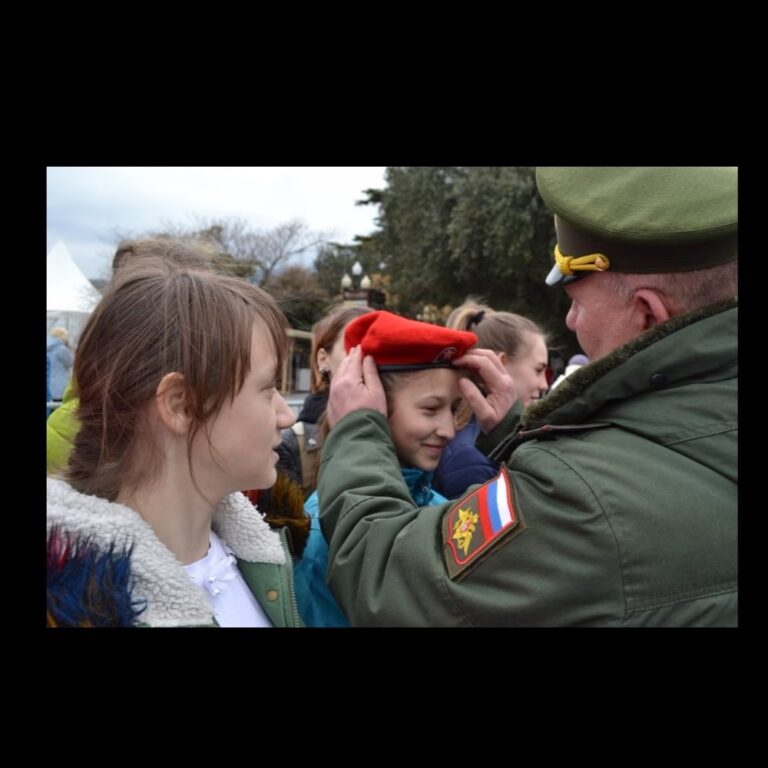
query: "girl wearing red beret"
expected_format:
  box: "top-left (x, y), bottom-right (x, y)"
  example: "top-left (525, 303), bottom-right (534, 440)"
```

top-left (293, 311), bottom-right (477, 626)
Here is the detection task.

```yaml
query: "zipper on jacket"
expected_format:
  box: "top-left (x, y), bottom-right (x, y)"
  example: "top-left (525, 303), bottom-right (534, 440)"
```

top-left (279, 527), bottom-right (303, 627)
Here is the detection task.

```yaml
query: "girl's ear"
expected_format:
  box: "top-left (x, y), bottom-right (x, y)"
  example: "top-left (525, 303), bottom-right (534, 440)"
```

top-left (316, 347), bottom-right (330, 374)
top-left (155, 372), bottom-right (191, 435)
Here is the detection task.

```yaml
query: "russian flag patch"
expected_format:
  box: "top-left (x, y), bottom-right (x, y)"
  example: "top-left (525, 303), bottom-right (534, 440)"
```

top-left (442, 466), bottom-right (523, 580)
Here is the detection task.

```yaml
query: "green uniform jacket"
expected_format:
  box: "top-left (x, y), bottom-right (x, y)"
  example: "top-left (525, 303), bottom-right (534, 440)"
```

top-left (317, 300), bottom-right (737, 627)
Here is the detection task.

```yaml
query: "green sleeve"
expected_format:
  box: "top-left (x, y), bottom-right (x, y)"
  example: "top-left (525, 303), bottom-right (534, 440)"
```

top-left (318, 410), bottom-right (625, 627)
top-left (318, 410), bottom-right (468, 626)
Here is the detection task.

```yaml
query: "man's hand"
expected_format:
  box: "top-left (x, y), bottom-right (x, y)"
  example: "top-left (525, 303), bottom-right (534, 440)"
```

top-left (327, 346), bottom-right (388, 429)
top-left (453, 349), bottom-right (517, 433)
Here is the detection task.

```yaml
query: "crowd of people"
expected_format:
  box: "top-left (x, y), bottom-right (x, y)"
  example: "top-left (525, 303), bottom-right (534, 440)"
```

top-left (46, 167), bottom-right (738, 627)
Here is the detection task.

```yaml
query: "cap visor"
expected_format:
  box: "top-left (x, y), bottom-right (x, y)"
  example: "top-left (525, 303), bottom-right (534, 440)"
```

top-left (545, 264), bottom-right (588, 287)
top-left (545, 263), bottom-right (565, 286)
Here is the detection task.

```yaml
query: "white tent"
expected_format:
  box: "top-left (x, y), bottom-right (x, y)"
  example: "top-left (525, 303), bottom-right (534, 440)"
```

top-left (47, 240), bottom-right (101, 345)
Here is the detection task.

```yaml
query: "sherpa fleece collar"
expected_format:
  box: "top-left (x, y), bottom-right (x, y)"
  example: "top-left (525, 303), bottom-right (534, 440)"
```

top-left (47, 478), bottom-right (285, 627)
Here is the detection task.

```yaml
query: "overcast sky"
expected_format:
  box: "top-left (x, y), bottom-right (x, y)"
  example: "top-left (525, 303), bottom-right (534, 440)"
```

top-left (46, 167), bottom-right (388, 279)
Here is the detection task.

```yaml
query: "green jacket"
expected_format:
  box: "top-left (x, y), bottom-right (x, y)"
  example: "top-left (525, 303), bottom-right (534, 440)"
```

top-left (317, 300), bottom-right (737, 627)
top-left (47, 381), bottom-right (79, 475)
top-left (237, 528), bottom-right (302, 628)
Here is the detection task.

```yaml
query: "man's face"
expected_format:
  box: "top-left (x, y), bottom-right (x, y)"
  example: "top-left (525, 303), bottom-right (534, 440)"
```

top-left (564, 274), bottom-right (638, 361)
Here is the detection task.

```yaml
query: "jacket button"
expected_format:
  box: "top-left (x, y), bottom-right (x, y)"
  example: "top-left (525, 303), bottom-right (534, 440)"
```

top-left (266, 589), bottom-right (279, 602)
top-left (649, 373), bottom-right (668, 387)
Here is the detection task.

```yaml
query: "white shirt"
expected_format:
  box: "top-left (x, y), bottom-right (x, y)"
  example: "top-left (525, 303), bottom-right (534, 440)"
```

top-left (184, 530), bottom-right (272, 627)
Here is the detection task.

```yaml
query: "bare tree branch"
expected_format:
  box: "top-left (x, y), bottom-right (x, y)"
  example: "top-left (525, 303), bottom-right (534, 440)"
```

top-left (107, 216), bottom-right (333, 286)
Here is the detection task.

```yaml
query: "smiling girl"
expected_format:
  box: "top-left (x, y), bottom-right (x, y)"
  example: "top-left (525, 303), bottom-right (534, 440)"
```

top-left (293, 311), bottom-right (477, 626)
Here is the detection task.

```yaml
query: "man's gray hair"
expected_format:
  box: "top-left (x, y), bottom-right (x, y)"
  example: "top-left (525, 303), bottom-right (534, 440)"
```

top-left (602, 261), bottom-right (737, 315)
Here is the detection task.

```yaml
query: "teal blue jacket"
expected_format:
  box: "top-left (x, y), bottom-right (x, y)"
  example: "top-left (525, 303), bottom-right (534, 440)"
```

top-left (317, 301), bottom-right (737, 626)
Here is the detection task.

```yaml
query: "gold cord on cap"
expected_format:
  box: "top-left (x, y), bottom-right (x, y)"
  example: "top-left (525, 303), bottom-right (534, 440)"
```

top-left (554, 245), bottom-right (611, 276)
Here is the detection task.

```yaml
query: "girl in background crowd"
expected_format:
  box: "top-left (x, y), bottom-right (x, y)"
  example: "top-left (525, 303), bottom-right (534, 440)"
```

top-left (286, 305), bottom-right (372, 497)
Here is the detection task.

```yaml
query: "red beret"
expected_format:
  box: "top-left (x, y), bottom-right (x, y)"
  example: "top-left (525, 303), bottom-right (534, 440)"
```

top-left (344, 310), bottom-right (478, 371)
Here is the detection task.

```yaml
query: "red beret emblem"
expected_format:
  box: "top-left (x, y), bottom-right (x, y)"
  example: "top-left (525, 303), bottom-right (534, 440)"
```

top-left (433, 346), bottom-right (458, 363)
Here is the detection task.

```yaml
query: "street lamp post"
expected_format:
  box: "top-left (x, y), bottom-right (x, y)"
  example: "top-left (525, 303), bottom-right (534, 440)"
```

top-left (340, 260), bottom-right (385, 309)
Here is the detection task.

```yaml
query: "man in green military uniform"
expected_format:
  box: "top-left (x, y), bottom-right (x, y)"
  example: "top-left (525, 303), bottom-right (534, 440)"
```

top-left (317, 167), bottom-right (737, 627)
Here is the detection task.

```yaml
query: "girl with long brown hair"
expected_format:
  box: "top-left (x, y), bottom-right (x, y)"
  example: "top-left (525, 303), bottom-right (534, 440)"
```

top-left (47, 252), bottom-right (301, 627)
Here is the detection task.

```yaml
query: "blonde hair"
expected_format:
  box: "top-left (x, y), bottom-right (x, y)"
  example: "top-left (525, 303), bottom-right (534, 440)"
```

top-left (111, 238), bottom-right (219, 273)
top-left (447, 300), bottom-right (548, 427)
top-left (50, 327), bottom-right (70, 346)
top-left (67, 255), bottom-right (288, 501)
top-left (447, 301), bottom-right (548, 359)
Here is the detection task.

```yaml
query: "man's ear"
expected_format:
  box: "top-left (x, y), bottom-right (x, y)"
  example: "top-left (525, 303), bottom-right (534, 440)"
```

top-left (632, 288), bottom-right (672, 332)
top-left (155, 372), bottom-right (191, 435)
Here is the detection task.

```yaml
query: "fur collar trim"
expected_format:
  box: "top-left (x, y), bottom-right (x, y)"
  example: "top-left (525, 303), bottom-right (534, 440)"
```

top-left (47, 478), bottom-right (285, 627)
top-left (210, 491), bottom-right (285, 565)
